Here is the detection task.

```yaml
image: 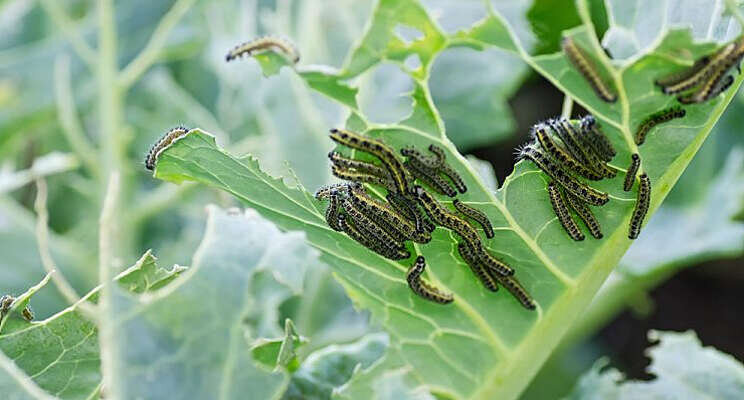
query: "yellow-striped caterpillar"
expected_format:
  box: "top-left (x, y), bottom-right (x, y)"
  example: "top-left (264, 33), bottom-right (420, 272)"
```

top-left (518, 144), bottom-right (609, 206)
top-left (328, 151), bottom-right (389, 178)
top-left (406, 256), bottom-right (453, 304)
top-left (496, 274), bottom-right (536, 310)
top-left (348, 184), bottom-right (431, 244)
top-left (400, 146), bottom-right (442, 169)
top-left (561, 37), bottom-right (617, 103)
top-left (337, 214), bottom-right (405, 260)
top-left (329, 129), bottom-right (411, 195)
top-left (579, 115), bottom-right (616, 162)
top-left (21, 307), bottom-right (34, 322)
top-left (225, 36), bottom-right (300, 64)
top-left (547, 182), bottom-right (585, 241)
top-left (634, 106), bottom-right (686, 145)
top-left (655, 55), bottom-right (712, 90)
top-left (655, 39), bottom-right (739, 95)
top-left (678, 73), bottom-right (735, 104)
top-left (629, 173), bottom-right (651, 240)
top-left (623, 153), bottom-right (640, 192)
top-left (314, 183), bottom-right (349, 200)
top-left (533, 124), bottom-right (603, 180)
top-left (453, 200), bottom-right (494, 239)
top-left (550, 119), bottom-right (616, 179)
top-left (413, 186), bottom-right (514, 276)
top-left (341, 197), bottom-right (408, 257)
top-left (145, 126), bottom-right (189, 170)
top-left (331, 166), bottom-right (395, 191)
top-left (457, 243), bottom-right (499, 292)
top-left (386, 192), bottom-right (435, 234)
top-left (0, 295), bottom-right (34, 322)
top-left (404, 159), bottom-right (457, 197)
top-left (565, 192), bottom-right (603, 239)
top-left (325, 191), bottom-right (344, 231)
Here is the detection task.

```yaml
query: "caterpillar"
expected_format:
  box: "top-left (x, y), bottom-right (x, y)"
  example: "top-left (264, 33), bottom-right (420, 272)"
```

top-left (579, 115), bottom-right (616, 162)
top-left (634, 106), bottom-right (686, 145)
top-left (565, 192), bottom-right (603, 239)
top-left (547, 182), bottom-right (585, 241)
top-left (314, 183), bottom-right (349, 200)
top-left (533, 124), bottom-right (603, 180)
top-left (655, 42), bottom-right (735, 94)
top-left (623, 153), bottom-right (640, 192)
top-left (337, 214), bottom-right (407, 260)
top-left (427, 145), bottom-right (446, 164)
top-left (519, 144), bottom-right (609, 206)
top-left (628, 173), bottom-right (651, 240)
top-left (331, 166), bottom-right (396, 191)
top-left (413, 186), bottom-right (514, 276)
top-left (453, 200), bottom-right (495, 239)
top-left (495, 274), bottom-right (536, 310)
top-left (457, 242), bottom-right (499, 292)
top-left (406, 256), bottom-right (453, 304)
top-left (329, 129), bottom-right (410, 195)
top-left (678, 73), bottom-right (735, 104)
top-left (341, 198), bottom-right (407, 256)
top-left (328, 151), bottom-right (390, 179)
top-left (145, 126), bottom-right (189, 170)
top-left (561, 37), bottom-right (617, 103)
top-left (400, 146), bottom-right (442, 170)
top-left (655, 55), bottom-right (712, 89)
top-left (21, 307), bottom-right (34, 322)
top-left (225, 36), bottom-right (300, 63)
top-left (438, 160), bottom-right (467, 194)
top-left (404, 159), bottom-right (457, 197)
top-left (348, 184), bottom-right (431, 244)
top-left (386, 193), bottom-right (436, 234)
top-left (325, 190), bottom-right (344, 231)
top-left (550, 118), bottom-right (616, 179)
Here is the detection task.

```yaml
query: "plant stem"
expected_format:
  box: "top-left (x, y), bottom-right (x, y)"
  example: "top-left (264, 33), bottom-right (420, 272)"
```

top-left (561, 95), bottom-right (574, 118)
top-left (39, 0), bottom-right (97, 68)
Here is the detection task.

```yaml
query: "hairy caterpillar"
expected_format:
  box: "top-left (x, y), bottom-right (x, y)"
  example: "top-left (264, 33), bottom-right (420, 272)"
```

top-left (457, 243), bottom-right (499, 292)
top-left (414, 186), bottom-right (514, 276)
top-left (225, 36), bottom-right (300, 63)
top-left (634, 106), bottom-right (686, 145)
top-left (314, 183), bottom-right (349, 200)
top-left (547, 182), bottom-right (585, 241)
top-left (329, 129), bottom-right (410, 195)
top-left (325, 191), bottom-right (344, 231)
top-left (579, 115), bottom-right (616, 162)
top-left (453, 200), bottom-right (495, 239)
top-left (328, 151), bottom-right (389, 179)
top-left (331, 166), bottom-right (395, 191)
top-left (341, 198), bottom-right (407, 255)
top-left (145, 126), bottom-right (189, 170)
top-left (655, 55), bottom-right (712, 89)
top-left (551, 119), bottom-right (616, 179)
top-left (406, 256), bottom-right (453, 304)
top-left (678, 74), bottom-right (735, 104)
top-left (400, 147), bottom-right (442, 170)
top-left (348, 184), bottom-right (431, 244)
top-left (386, 193), bottom-right (436, 234)
top-left (496, 274), bottom-right (536, 310)
top-left (404, 159), bottom-right (457, 197)
top-left (0, 295), bottom-right (34, 322)
top-left (401, 145), bottom-right (466, 194)
top-left (561, 37), bottom-right (617, 103)
top-left (623, 153), bottom-right (640, 192)
top-left (629, 173), bottom-right (651, 240)
top-left (21, 307), bottom-right (34, 322)
top-left (519, 144), bottom-right (609, 206)
top-left (656, 42), bottom-right (735, 94)
top-left (337, 214), bottom-right (407, 260)
top-left (533, 124), bottom-right (603, 180)
top-left (565, 192), bottom-right (603, 239)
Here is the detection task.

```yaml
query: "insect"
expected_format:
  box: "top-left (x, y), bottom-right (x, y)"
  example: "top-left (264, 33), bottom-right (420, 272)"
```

top-left (400, 146), bottom-right (442, 170)
top-left (337, 214), bottom-right (406, 260)
top-left (404, 160), bottom-right (457, 197)
top-left (406, 256), bottom-right (453, 304)
top-left (21, 307), bottom-right (34, 322)
top-left (629, 173), bottom-right (651, 239)
top-left (565, 192), bottom-right (603, 239)
top-left (533, 124), bottom-right (603, 180)
top-left (678, 74), bottom-right (735, 104)
top-left (623, 153), bottom-right (641, 192)
top-left (655, 55), bottom-right (712, 90)
top-left (496, 275), bottom-right (536, 310)
top-left (518, 144), bottom-right (609, 206)
top-left (348, 184), bottom-right (431, 244)
top-left (325, 190), bottom-right (344, 231)
top-left (225, 36), bottom-right (300, 63)
top-left (329, 129), bottom-right (410, 195)
top-left (145, 126), bottom-right (189, 170)
top-left (634, 107), bottom-right (686, 145)
top-left (547, 182), bottom-right (585, 241)
top-left (386, 192), bottom-right (435, 234)
top-left (314, 183), bottom-right (349, 200)
top-left (579, 115), bottom-right (616, 162)
top-left (328, 151), bottom-right (389, 179)
top-left (331, 166), bottom-right (395, 191)
top-left (550, 118), bottom-right (616, 179)
top-left (561, 37), bottom-right (617, 103)
top-left (341, 197), bottom-right (408, 256)
top-left (413, 186), bottom-right (514, 276)
top-left (453, 200), bottom-right (495, 239)
top-left (655, 42), bottom-right (735, 95)
top-left (457, 243), bottom-right (499, 292)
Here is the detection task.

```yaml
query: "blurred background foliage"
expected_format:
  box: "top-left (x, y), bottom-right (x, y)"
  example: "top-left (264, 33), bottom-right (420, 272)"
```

top-left (0, 0), bottom-right (742, 398)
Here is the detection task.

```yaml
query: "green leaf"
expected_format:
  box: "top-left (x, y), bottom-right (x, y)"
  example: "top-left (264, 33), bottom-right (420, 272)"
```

top-left (151, 0), bottom-right (744, 398)
top-left (251, 319), bottom-right (308, 372)
top-left (283, 333), bottom-right (388, 400)
top-left (0, 251), bottom-right (181, 399)
top-left (565, 330), bottom-right (744, 399)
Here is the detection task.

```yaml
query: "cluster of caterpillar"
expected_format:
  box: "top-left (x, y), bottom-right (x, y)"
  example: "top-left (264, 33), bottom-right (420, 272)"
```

top-left (0, 294), bottom-right (34, 323)
top-left (655, 36), bottom-right (743, 104)
top-left (315, 129), bottom-right (534, 309)
top-left (517, 115), bottom-right (617, 241)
